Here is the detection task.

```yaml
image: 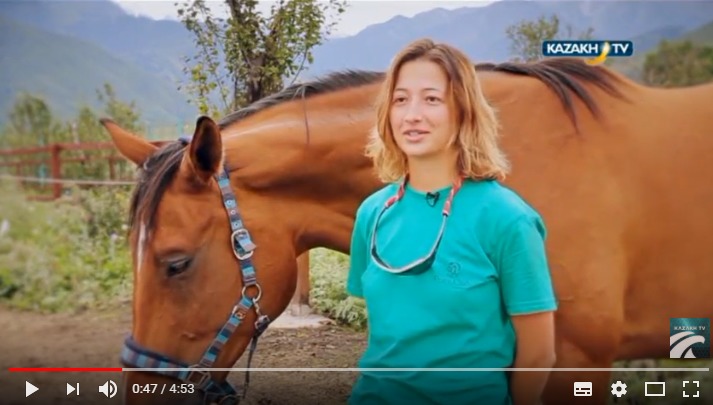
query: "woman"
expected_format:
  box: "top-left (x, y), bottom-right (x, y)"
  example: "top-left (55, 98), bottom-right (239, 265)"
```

top-left (346, 38), bottom-right (558, 405)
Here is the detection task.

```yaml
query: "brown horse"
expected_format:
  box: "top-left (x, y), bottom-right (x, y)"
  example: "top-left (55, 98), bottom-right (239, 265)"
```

top-left (103, 58), bottom-right (713, 405)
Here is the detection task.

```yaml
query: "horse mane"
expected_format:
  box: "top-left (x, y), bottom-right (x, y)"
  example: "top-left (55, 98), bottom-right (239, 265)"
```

top-left (218, 58), bottom-right (625, 130)
top-left (130, 58), bottom-right (625, 232)
top-left (218, 71), bottom-right (385, 129)
top-left (475, 58), bottom-right (626, 125)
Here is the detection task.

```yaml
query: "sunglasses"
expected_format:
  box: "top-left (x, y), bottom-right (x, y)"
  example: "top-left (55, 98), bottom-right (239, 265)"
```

top-left (370, 176), bottom-right (464, 276)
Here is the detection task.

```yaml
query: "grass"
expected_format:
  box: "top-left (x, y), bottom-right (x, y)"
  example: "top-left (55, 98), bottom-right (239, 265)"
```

top-left (0, 182), bottom-right (133, 312)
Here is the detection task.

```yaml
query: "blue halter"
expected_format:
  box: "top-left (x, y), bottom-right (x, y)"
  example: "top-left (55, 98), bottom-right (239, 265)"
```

top-left (121, 136), bottom-right (271, 404)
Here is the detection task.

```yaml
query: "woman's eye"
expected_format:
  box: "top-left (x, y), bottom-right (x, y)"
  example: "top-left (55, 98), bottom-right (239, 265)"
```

top-left (165, 257), bottom-right (192, 277)
top-left (393, 96), bottom-right (406, 104)
top-left (426, 96), bottom-right (440, 103)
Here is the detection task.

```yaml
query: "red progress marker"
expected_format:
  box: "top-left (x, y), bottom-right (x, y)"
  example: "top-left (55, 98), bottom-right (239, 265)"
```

top-left (8, 367), bottom-right (122, 372)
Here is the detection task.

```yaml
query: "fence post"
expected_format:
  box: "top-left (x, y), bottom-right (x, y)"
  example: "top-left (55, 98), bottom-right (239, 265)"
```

top-left (109, 157), bottom-right (116, 180)
top-left (50, 143), bottom-right (62, 199)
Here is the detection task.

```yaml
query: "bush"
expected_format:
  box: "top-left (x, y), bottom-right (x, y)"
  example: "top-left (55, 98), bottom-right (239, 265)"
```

top-left (0, 183), bottom-right (133, 312)
top-left (309, 248), bottom-right (367, 330)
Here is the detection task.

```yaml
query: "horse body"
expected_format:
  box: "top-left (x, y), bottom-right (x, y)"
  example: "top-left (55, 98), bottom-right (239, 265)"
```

top-left (104, 61), bottom-right (713, 405)
top-left (612, 83), bottom-right (713, 359)
top-left (482, 72), bottom-right (713, 359)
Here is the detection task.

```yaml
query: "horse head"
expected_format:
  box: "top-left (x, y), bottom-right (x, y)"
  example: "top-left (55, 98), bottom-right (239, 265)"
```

top-left (103, 116), bottom-right (305, 405)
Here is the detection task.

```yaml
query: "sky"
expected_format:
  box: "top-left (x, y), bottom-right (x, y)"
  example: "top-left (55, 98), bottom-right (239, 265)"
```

top-left (112, 0), bottom-right (495, 37)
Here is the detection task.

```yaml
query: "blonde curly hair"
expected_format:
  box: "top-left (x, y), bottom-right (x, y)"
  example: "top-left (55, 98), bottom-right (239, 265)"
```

top-left (366, 38), bottom-right (510, 183)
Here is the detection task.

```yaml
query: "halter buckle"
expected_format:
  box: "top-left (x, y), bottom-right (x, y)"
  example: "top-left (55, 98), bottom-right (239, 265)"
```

top-left (186, 366), bottom-right (211, 389)
top-left (231, 229), bottom-right (256, 260)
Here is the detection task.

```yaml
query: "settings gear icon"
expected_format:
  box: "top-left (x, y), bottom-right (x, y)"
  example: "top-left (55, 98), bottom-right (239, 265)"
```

top-left (611, 380), bottom-right (628, 397)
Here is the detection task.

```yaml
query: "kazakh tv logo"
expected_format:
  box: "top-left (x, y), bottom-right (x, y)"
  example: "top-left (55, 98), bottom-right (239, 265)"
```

top-left (670, 318), bottom-right (710, 359)
top-left (541, 40), bottom-right (634, 65)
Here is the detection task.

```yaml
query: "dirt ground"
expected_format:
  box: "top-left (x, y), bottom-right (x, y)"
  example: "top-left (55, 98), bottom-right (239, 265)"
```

top-left (0, 305), bottom-right (366, 405)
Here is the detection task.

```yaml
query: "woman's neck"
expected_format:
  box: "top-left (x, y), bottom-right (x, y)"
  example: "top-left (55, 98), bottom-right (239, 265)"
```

top-left (406, 153), bottom-right (459, 192)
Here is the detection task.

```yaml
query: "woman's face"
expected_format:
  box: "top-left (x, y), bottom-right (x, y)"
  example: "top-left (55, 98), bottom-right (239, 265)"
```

top-left (389, 59), bottom-right (458, 162)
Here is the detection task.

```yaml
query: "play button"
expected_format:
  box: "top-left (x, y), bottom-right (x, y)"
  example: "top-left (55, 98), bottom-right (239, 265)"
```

top-left (26, 381), bottom-right (39, 397)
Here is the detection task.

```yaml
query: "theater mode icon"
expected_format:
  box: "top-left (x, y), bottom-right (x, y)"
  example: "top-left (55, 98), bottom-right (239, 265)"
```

top-left (645, 381), bottom-right (665, 397)
top-left (574, 382), bottom-right (592, 396)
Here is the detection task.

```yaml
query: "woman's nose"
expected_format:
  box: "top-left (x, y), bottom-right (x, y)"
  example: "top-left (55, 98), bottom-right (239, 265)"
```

top-left (404, 103), bottom-right (423, 123)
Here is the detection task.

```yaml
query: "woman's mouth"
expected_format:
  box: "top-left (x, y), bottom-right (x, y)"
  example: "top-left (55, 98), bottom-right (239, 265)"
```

top-left (403, 130), bottom-right (429, 142)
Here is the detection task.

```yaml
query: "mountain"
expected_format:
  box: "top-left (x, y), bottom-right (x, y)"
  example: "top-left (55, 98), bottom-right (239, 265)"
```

top-left (606, 19), bottom-right (713, 81)
top-left (0, 15), bottom-right (197, 126)
top-left (2, 0), bottom-right (713, 129)
top-left (0, 0), bottom-right (195, 86)
top-left (304, 0), bottom-right (713, 77)
top-left (682, 19), bottom-right (713, 46)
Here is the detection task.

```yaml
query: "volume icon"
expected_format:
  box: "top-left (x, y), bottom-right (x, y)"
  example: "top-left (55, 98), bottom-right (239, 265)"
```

top-left (99, 380), bottom-right (117, 398)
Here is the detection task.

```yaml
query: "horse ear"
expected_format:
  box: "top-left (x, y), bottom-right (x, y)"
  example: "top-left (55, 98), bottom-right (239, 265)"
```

top-left (100, 118), bottom-right (157, 166)
top-left (180, 116), bottom-right (223, 184)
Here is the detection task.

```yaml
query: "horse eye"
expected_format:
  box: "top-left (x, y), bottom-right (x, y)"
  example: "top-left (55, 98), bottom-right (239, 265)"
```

top-left (165, 257), bottom-right (192, 277)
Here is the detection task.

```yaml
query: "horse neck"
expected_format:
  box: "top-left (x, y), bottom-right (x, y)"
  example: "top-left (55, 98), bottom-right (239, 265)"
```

top-left (221, 83), bottom-right (384, 254)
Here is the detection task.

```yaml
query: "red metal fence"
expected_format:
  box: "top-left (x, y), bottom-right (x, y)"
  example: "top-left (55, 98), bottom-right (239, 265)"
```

top-left (0, 141), bottom-right (135, 200)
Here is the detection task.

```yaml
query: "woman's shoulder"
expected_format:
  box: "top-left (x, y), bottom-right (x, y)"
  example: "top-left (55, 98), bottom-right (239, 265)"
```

top-left (462, 179), bottom-right (547, 250)
top-left (462, 179), bottom-right (543, 225)
top-left (355, 182), bottom-right (398, 221)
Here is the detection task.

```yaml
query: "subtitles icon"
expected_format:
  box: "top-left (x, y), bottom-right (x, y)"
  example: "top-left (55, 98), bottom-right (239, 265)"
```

top-left (99, 380), bottom-right (117, 398)
top-left (645, 382), bottom-right (665, 397)
top-left (574, 382), bottom-right (592, 396)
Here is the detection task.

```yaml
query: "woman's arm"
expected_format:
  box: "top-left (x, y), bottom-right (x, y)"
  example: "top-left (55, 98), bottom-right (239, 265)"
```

top-left (510, 311), bottom-right (557, 405)
top-left (346, 202), bottom-right (370, 298)
top-left (495, 214), bottom-right (559, 405)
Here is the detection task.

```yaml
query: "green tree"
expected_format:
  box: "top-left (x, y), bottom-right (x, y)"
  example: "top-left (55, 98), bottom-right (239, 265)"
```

top-left (643, 40), bottom-right (713, 87)
top-left (96, 83), bottom-right (143, 133)
top-left (505, 14), bottom-right (594, 62)
top-left (175, 0), bottom-right (347, 115)
top-left (0, 84), bottom-right (141, 184)
top-left (63, 84), bottom-right (142, 180)
top-left (3, 94), bottom-right (63, 147)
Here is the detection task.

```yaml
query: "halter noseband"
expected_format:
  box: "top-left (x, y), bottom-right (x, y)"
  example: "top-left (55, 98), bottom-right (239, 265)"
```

top-left (121, 138), bottom-right (270, 404)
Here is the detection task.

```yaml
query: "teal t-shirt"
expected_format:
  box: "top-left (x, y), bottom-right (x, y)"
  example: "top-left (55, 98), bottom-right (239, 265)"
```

top-left (346, 178), bottom-right (558, 405)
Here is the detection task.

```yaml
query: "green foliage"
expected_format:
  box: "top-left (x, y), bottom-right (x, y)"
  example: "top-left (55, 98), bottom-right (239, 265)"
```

top-left (0, 183), bottom-right (133, 312)
top-left (1, 83), bottom-right (143, 148)
top-left (175, 0), bottom-right (347, 115)
top-left (96, 83), bottom-right (143, 133)
top-left (0, 85), bottom-right (141, 189)
top-left (505, 14), bottom-right (594, 62)
top-left (3, 93), bottom-right (65, 147)
top-left (643, 40), bottom-right (713, 87)
top-left (309, 248), bottom-right (367, 330)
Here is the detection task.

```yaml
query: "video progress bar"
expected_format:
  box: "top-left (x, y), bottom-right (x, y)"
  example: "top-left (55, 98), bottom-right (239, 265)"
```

top-left (122, 367), bottom-right (711, 372)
